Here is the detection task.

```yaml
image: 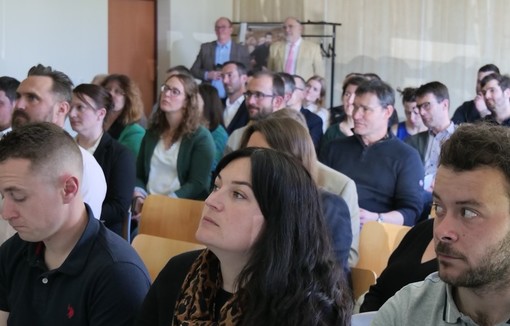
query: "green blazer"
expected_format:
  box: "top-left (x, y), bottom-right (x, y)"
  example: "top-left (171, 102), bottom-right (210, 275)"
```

top-left (118, 123), bottom-right (146, 159)
top-left (136, 126), bottom-right (215, 200)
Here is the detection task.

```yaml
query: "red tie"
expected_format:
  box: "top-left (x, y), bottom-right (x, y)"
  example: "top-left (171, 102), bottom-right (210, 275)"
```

top-left (285, 43), bottom-right (295, 74)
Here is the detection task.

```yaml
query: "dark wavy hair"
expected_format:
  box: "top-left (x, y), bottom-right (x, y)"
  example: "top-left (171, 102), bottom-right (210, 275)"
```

top-left (212, 148), bottom-right (352, 326)
top-left (100, 74), bottom-right (144, 124)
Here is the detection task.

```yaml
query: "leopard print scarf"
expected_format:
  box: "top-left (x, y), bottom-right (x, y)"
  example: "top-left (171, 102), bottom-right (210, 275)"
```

top-left (173, 249), bottom-right (242, 325)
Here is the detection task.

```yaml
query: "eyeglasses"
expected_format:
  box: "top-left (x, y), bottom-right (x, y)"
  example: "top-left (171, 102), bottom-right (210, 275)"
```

top-left (161, 85), bottom-right (182, 97)
top-left (215, 25), bottom-right (231, 30)
top-left (417, 102), bottom-right (432, 111)
top-left (244, 91), bottom-right (275, 101)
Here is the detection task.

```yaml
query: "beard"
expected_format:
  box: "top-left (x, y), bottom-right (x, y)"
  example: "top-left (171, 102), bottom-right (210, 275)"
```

top-left (11, 109), bottom-right (31, 130)
top-left (436, 230), bottom-right (510, 290)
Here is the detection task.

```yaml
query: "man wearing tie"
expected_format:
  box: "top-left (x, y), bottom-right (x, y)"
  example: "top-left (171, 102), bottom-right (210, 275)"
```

top-left (190, 17), bottom-right (251, 99)
top-left (268, 17), bottom-right (325, 80)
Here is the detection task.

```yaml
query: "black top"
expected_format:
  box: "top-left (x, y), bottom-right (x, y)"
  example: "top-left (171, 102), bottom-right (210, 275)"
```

top-left (300, 107), bottom-right (323, 151)
top-left (360, 219), bottom-right (438, 312)
top-left (451, 100), bottom-right (482, 124)
top-left (0, 205), bottom-right (151, 325)
top-left (93, 132), bottom-right (136, 236)
top-left (136, 250), bottom-right (232, 326)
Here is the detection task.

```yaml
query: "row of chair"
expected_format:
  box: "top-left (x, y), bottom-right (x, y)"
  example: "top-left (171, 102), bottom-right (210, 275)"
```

top-left (131, 194), bottom-right (411, 297)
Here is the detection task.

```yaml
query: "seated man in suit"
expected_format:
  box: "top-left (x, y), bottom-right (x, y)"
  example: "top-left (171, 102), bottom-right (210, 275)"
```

top-left (373, 123), bottom-right (510, 326)
top-left (321, 79), bottom-right (423, 227)
top-left (190, 17), bottom-right (250, 98)
top-left (221, 61), bottom-right (249, 134)
top-left (0, 122), bottom-right (150, 325)
top-left (268, 17), bottom-right (324, 80)
top-left (283, 73), bottom-right (323, 151)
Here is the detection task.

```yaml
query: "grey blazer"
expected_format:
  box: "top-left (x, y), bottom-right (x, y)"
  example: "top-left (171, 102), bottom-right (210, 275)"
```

top-left (190, 40), bottom-right (250, 81)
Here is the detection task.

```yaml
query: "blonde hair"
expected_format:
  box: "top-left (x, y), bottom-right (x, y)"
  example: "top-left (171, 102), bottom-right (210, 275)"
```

top-left (240, 115), bottom-right (318, 181)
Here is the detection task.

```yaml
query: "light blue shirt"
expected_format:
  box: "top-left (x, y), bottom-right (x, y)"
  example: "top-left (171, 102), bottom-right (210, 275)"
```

top-left (211, 40), bottom-right (231, 98)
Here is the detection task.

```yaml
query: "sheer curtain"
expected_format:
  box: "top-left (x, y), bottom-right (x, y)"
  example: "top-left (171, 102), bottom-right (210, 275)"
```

top-left (234, 0), bottom-right (510, 116)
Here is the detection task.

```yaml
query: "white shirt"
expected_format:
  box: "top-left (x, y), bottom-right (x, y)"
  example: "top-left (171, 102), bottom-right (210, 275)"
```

top-left (79, 146), bottom-right (107, 220)
top-left (147, 138), bottom-right (181, 196)
top-left (223, 96), bottom-right (244, 128)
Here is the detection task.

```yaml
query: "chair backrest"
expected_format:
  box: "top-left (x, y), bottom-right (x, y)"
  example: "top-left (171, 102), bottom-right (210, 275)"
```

top-left (132, 233), bottom-right (205, 281)
top-left (356, 221), bottom-right (411, 276)
top-left (139, 194), bottom-right (205, 243)
top-left (351, 266), bottom-right (377, 301)
top-left (351, 311), bottom-right (378, 326)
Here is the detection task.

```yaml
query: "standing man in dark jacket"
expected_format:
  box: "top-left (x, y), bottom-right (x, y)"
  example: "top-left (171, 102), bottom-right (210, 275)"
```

top-left (190, 17), bottom-right (250, 99)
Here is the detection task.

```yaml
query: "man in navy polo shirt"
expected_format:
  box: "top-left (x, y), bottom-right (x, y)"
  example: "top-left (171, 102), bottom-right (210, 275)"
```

top-left (0, 122), bottom-right (150, 325)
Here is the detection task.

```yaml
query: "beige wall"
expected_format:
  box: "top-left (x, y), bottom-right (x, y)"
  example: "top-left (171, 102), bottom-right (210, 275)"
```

top-left (157, 0), bottom-right (233, 87)
top-left (161, 0), bottom-right (510, 117)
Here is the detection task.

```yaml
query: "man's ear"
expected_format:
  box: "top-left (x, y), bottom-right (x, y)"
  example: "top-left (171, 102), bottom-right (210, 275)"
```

top-left (59, 101), bottom-right (70, 116)
top-left (441, 99), bottom-right (450, 112)
top-left (385, 105), bottom-right (394, 118)
top-left (273, 95), bottom-right (284, 110)
top-left (61, 175), bottom-right (79, 204)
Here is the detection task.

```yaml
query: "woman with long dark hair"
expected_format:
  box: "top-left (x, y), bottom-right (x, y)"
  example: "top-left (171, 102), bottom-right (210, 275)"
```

top-left (136, 147), bottom-right (353, 325)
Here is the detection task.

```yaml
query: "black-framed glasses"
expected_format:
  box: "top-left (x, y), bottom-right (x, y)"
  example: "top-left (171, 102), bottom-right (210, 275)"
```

top-left (160, 84), bottom-right (182, 97)
top-left (244, 91), bottom-right (275, 101)
top-left (417, 102), bottom-right (432, 111)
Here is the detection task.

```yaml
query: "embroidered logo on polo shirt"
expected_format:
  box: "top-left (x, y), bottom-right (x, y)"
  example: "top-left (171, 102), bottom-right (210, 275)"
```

top-left (67, 304), bottom-right (75, 319)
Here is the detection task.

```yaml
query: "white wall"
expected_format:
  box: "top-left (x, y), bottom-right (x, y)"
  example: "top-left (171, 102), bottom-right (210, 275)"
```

top-left (157, 0), bottom-right (233, 86)
top-left (0, 0), bottom-right (107, 85)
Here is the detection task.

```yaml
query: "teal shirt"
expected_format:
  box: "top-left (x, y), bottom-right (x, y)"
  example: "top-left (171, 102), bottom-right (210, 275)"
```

top-left (136, 126), bottom-right (215, 200)
top-left (210, 125), bottom-right (228, 171)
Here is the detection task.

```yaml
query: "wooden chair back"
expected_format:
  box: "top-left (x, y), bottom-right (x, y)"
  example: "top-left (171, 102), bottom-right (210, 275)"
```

top-left (139, 194), bottom-right (205, 243)
top-left (132, 233), bottom-right (205, 281)
top-left (351, 266), bottom-right (377, 301)
top-left (355, 221), bottom-right (411, 276)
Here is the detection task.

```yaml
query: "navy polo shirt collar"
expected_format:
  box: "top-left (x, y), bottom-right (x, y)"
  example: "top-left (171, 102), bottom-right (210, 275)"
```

top-left (26, 204), bottom-right (100, 276)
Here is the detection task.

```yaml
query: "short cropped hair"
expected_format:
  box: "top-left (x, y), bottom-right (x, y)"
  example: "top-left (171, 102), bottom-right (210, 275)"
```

top-left (398, 87), bottom-right (417, 104)
top-left (478, 64), bottom-right (500, 74)
top-left (27, 64), bottom-right (74, 103)
top-left (0, 76), bottom-right (20, 103)
top-left (355, 79), bottom-right (395, 108)
top-left (277, 72), bottom-right (296, 94)
top-left (480, 73), bottom-right (510, 92)
top-left (251, 71), bottom-right (285, 98)
top-left (222, 61), bottom-right (248, 76)
top-left (0, 122), bottom-right (83, 180)
top-left (415, 81), bottom-right (449, 103)
top-left (440, 123), bottom-right (510, 196)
